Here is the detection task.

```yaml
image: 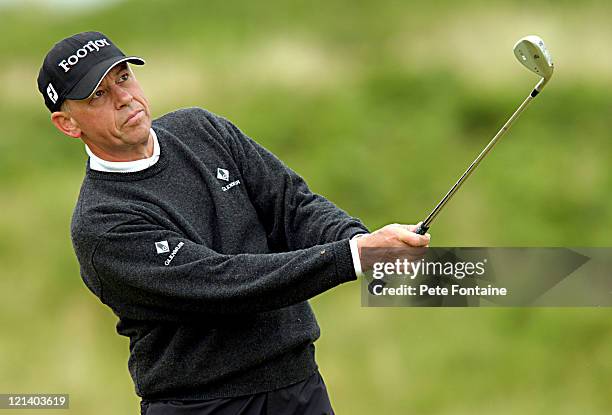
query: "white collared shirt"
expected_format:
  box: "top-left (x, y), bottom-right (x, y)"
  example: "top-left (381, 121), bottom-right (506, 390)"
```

top-left (85, 128), bottom-right (160, 173)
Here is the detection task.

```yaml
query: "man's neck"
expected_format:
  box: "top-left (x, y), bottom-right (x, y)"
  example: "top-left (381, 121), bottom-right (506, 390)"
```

top-left (85, 129), bottom-right (161, 174)
top-left (84, 132), bottom-right (154, 162)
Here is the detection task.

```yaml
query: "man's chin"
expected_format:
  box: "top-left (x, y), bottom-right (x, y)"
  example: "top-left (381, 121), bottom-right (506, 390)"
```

top-left (123, 120), bottom-right (151, 138)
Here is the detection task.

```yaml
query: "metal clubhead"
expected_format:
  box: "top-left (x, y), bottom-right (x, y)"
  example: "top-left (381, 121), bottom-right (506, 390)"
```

top-left (414, 36), bottom-right (556, 235)
top-left (513, 35), bottom-right (554, 80)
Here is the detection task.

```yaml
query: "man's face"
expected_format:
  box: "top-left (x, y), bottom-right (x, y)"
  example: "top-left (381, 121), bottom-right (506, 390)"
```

top-left (65, 63), bottom-right (152, 152)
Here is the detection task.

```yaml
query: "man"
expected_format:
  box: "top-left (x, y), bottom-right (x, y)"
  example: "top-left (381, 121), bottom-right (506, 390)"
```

top-left (38, 31), bottom-right (430, 414)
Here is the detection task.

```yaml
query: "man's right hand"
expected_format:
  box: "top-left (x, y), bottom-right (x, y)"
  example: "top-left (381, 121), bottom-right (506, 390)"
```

top-left (355, 223), bottom-right (431, 273)
top-left (356, 223), bottom-right (430, 252)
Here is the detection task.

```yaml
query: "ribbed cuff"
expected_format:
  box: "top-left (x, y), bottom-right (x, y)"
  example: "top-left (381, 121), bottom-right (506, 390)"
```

top-left (331, 239), bottom-right (360, 282)
top-left (349, 234), bottom-right (368, 277)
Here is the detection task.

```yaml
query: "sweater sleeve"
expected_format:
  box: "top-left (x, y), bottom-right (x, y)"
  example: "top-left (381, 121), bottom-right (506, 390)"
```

top-left (215, 114), bottom-right (369, 251)
top-left (90, 218), bottom-right (357, 321)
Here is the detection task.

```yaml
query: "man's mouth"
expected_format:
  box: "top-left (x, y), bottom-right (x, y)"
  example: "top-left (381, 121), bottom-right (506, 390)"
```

top-left (124, 109), bottom-right (144, 126)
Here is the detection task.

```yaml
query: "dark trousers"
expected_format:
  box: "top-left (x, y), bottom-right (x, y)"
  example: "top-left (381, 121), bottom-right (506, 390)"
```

top-left (140, 371), bottom-right (335, 415)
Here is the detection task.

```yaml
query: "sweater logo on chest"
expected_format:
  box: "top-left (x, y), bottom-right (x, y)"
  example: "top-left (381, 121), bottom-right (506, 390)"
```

top-left (216, 167), bottom-right (241, 192)
top-left (216, 168), bottom-right (230, 181)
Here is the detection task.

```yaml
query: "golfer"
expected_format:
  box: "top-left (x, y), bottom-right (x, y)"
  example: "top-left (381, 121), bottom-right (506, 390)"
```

top-left (38, 31), bottom-right (430, 415)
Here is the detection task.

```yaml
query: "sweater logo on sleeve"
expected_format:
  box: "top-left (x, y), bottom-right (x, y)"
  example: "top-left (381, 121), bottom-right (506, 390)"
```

top-left (154, 240), bottom-right (185, 265)
top-left (155, 240), bottom-right (170, 254)
top-left (164, 242), bottom-right (185, 266)
top-left (216, 167), bottom-right (241, 192)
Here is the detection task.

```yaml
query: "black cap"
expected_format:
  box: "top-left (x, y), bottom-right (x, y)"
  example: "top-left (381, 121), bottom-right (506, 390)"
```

top-left (37, 31), bottom-right (145, 112)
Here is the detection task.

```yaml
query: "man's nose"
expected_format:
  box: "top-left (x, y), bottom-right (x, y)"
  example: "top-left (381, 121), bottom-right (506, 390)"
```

top-left (112, 85), bottom-right (133, 108)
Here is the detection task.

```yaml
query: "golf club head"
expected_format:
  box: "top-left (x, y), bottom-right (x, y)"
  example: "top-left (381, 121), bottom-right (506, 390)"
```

top-left (513, 35), bottom-right (554, 80)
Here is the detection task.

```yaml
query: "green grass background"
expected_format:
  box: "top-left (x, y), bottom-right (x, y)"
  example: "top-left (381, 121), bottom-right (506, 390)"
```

top-left (1, 0), bottom-right (611, 413)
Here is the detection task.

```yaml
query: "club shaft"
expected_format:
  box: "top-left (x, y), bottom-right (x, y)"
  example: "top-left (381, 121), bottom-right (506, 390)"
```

top-left (420, 80), bottom-right (546, 230)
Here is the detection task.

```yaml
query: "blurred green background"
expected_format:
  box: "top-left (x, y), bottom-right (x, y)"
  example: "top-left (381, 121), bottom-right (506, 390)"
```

top-left (1, 0), bottom-right (611, 413)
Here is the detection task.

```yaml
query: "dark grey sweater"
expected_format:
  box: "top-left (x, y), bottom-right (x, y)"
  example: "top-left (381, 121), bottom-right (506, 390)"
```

top-left (70, 107), bottom-right (368, 400)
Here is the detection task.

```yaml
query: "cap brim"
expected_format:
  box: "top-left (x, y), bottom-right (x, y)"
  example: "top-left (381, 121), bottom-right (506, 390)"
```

top-left (65, 56), bottom-right (145, 100)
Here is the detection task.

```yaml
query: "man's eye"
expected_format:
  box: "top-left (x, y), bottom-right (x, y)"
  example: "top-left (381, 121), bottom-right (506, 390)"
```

top-left (119, 73), bottom-right (130, 81)
top-left (93, 90), bottom-right (104, 98)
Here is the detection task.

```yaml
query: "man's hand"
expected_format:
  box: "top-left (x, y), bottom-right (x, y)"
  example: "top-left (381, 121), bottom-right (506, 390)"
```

top-left (357, 223), bottom-right (430, 252)
top-left (355, 224), bottom-right (431, 273)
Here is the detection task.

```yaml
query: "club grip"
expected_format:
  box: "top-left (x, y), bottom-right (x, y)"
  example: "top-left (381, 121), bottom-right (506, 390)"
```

top-left (413, 223), bottom-right (429, 235)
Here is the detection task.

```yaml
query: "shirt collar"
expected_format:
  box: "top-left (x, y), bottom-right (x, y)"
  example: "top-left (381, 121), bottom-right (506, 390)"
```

top-left (85, 128), bottom-right (160, 173)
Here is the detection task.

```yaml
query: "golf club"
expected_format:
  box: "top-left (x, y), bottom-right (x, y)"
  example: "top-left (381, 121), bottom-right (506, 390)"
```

top-left (414, 35), bottom-right (554, 235)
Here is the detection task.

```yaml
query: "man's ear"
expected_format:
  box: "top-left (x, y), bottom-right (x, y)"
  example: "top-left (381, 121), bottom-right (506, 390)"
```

top-left (51, 110), bottom-right (81, 138)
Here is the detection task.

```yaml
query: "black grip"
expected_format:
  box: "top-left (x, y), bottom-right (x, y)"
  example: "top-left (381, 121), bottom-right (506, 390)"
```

top-left (413, 223), bottom-right (429, 235)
